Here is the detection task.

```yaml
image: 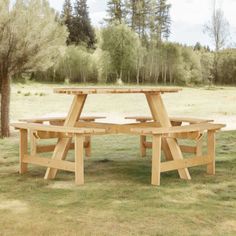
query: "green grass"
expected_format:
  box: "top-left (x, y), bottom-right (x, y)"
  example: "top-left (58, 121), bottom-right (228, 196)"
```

top-left (0, 82), bottom-right (236, 235)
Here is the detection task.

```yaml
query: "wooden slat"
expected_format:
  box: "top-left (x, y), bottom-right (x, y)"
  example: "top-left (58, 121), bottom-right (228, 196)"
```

top-left (53, 87), bottom-right (181, 95)
top-left (140, 135), bottom-right (146, 157)
top-left (179, 145), bottom-right (197, 154)
top-left (152, 135), bottom-right (162, 185)
top-left (143, 142), bottom-right (197, 154)
top-left (20, 129), bottom-right (28, 174)
top-left (75, 135), bottom-right (84, 185)
top-left (131, 123), bottom-right (225, 135)
top-left (125, 116), bottom-right (214, 124)
top-left (11, 123), bottom-right (105, 134)
top-left (207, 131), bottom-right (215, 175)
top-left (22, 155), bottom-right (75, 172)
top-left (36, 143), bottom-right (75, 153)
top-left (19, 116), bottom-right (106, 123)
top-left (160, 155), bottom-right (211, 172)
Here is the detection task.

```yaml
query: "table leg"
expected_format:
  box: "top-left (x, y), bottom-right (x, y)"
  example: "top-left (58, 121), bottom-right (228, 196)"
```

top-left (75, 134), bottom-right (84, 185)
top-left (44, 95), bottom-right (87, 180)
top-left (207, 130), bottom-right (215, 175)
top-left (20, 129), bottom-right (28, 174)
top-left (152, 135), bottom-right (162, 185)
top-left (146, 94), bottom-right (191, 180)
top-left (140, 135), bottom-right (146, 157)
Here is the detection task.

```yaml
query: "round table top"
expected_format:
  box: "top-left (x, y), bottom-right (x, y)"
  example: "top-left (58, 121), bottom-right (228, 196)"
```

top-left (53, 87), bottom-right (181, 95)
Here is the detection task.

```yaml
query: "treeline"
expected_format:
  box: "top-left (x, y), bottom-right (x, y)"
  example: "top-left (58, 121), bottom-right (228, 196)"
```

top-left (31, 0), bottom-right (236, 85)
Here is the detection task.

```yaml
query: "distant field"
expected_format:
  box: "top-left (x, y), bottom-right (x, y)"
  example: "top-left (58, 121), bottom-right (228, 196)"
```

top-left (0, 82), bottom-right (236, 235)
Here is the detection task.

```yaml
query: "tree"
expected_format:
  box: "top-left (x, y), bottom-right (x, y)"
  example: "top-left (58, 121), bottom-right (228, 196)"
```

top-left (61, 0), bottom-right (73, 44)
top-left (150, 0), bottom-right (171, 44)
top-left (0, 0), bottom-right (67, 137)
top-left (105, 0), bottom-right (125, 24)
top-left (204, 0), bottom-right (230, 83)
top-left (99, 23), bottom-right (141, 83)
top-left (204, 0), bottom-right (230, 52)
top-left (128, 0), bottom-right (148, 40)
top-left (73, 0), bottom-right (96, 48)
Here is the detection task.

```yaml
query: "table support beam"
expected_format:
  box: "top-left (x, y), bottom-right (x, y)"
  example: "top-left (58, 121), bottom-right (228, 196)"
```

top-left (44, 95), bottom-right (87, 180)
top-left (146, 94), bottom-right (191, 180)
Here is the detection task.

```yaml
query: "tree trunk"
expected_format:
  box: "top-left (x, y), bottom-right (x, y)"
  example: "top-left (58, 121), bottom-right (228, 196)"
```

top-left (1, 73), bottom-right (11, 137)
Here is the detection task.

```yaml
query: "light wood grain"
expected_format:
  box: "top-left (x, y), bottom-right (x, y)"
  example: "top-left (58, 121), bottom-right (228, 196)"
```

top-left (53, 87), bottom-right (181, 95)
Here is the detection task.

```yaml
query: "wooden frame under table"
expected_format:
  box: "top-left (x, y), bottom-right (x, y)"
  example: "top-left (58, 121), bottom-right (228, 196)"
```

top-left (125, 116), bottom-right (214, 157)
top-left (131, 123), bottom-right (225, 185)
top-left (11, 123), bottom-right (105, 185)
top-left (12, 87), bottom-right (225, 185)
top-left (20, 116), bottom-right (105, 158)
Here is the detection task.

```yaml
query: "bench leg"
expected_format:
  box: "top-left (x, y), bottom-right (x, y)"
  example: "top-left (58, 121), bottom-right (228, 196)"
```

top-left (85, 136), bottom-right (91, 157)
top-left (19, 129), bottom-right (28, 174)
top-left (30, 131), bottom-right (37, 155)
top-left (140, 135), bottom-right (146, 157)
top-left (196, 135), bottom-right (203, 156)
top-left (75, 134), bottom-right (84, 185)
top-left (151, 135), bottom-right (162, 186)
top-left (207, 131), bottom-right (215, 175)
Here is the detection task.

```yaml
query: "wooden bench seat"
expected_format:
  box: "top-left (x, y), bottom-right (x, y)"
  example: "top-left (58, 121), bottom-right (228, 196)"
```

top-left (19, 116), bottom-right (106, 157)
top-left (11, 123), bottom-right (106, 185)
top-left (125, 116), bottom-right (213, 124)
top-left (19, 116), bottom-right (106, 124)
top-left (125, 116), bottom-right (214, 157)
top-left (131, 123), bottom-right (225, 186)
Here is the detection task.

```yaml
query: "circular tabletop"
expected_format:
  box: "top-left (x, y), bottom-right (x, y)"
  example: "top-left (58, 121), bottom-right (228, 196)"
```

top-left (53, 87), bottom-right (181, 95)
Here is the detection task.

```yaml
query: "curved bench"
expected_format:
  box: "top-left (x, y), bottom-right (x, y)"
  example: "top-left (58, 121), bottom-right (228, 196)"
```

top-left (131, 123), bottom-right (225, 186)
top-left (125, 116), bottom-right (214, 157)
top-left (11, 122), bottom-right (105, 185)
top-left (19, 116), bottom-right (106, 157)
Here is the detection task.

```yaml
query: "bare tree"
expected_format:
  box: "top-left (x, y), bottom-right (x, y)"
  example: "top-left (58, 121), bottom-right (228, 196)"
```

top-left (204, 0), bottom-right (230, 84)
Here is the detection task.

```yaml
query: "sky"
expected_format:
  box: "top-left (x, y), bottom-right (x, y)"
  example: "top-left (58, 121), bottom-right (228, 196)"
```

top-left (48, 0), bottom-right (236, 48)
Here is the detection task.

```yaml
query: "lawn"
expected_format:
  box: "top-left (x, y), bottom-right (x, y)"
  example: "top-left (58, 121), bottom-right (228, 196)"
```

top-left (0, 83), bottom-right (236, 236)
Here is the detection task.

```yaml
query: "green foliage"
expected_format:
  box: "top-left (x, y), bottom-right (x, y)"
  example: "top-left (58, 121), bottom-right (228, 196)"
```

top-left (61, 0), bottom-right (95, 48)
top-left (0, 0), bottom-right (68, 76)
top-left (99, 23), bottom-right (142, 83)
top-left (217, 49), bottom-right (236, 84)
top-left (34, 45), bottom-right (98, 83)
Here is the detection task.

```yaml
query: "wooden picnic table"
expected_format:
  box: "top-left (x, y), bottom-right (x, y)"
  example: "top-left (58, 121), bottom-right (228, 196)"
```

top-left (12, 86), bottom-right (225, 185)
top-left (44, 87), bottom-right (192, 181)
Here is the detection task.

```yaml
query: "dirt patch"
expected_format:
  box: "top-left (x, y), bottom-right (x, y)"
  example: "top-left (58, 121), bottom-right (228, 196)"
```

top-left (0, 200), bottom-right (28, 213)
top-left (47, 181), bottom-right (76, 190)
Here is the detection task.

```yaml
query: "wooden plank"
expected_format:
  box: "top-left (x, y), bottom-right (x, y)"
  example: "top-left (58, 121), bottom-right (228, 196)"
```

top-left (36, 143), bottom-right (75, 153)
top-left (75, 135), bottom-right (84, 185)
top-left (140, 135), bottom-right (146, 157)
top-left (44, 95), bottom-right (87, 180)
top-left (125, 116), bottom-right (214, 124)
top-left (131, 123), bottom-right (225, 135)
top-left (207, 131), bottom-right (216, 175)
top-left (146, 94), bottom-right (191, 180)
top-left (196, 135), bottom-right (204, 156)
top-left (179, 145), bottom-right (197, 154)
top-left (143, 141), bottom-right (197, 154)
top-left (19, 129), bottom-right (28, 174)
top-left (19, 116), bottom-right (106, 123)
top-left (22, 155), bottom-right (75, 172)
top-left (84, 136), bottom-right (91, 157)
top-left (160, 155), bottom-right (211, 172)
top-left (53, 87), bottom-right (182, 95)
top-left (30, 130), bottom-right (37, 156)
top-left (11, 123), bottom-right (105, 134)
top-left (151, 135), bottom-right (162, 185)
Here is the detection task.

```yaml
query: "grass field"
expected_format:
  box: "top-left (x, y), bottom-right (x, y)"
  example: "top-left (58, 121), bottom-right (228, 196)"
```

top-left (0, 83), bottom-right (236, 236)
